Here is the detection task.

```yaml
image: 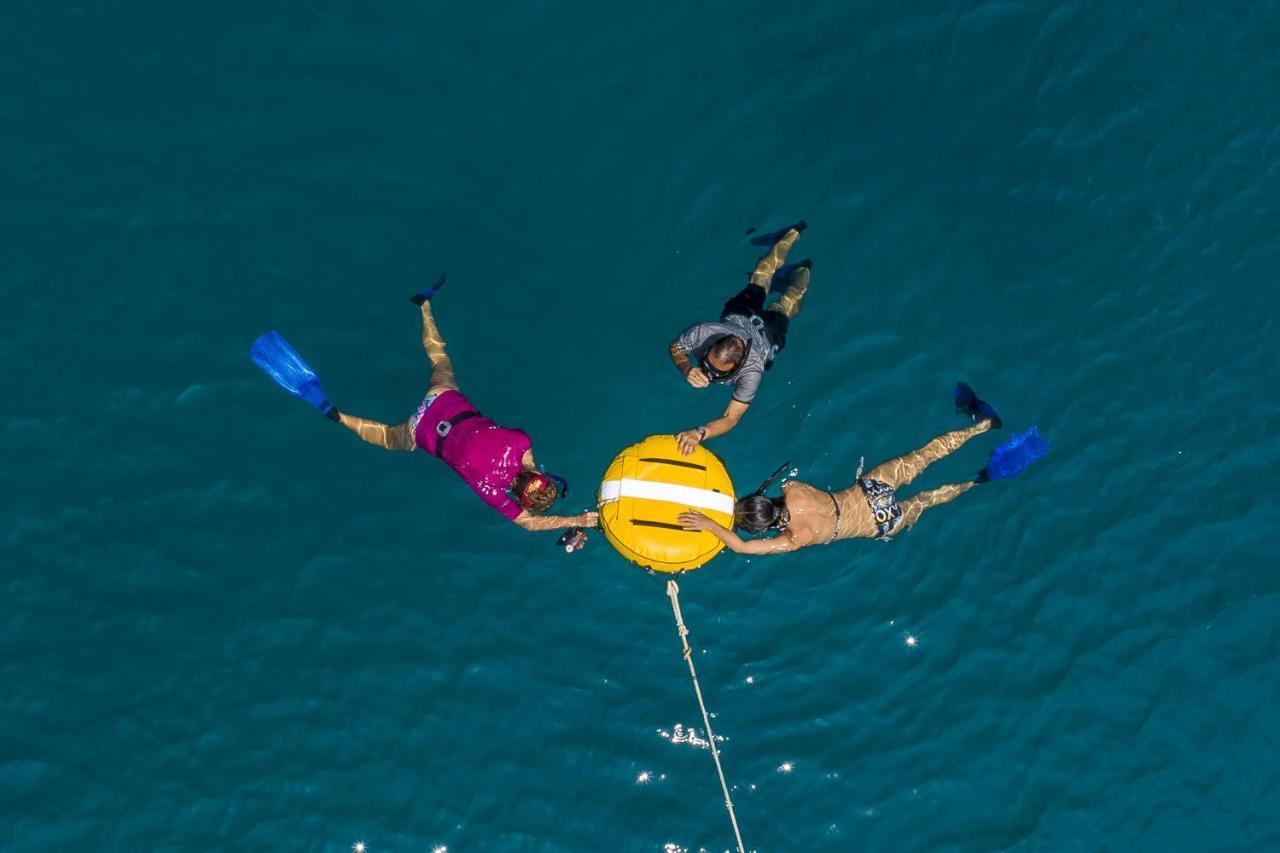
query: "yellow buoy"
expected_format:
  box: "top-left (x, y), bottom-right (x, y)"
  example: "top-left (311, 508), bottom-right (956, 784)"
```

top-left (596, 434), bottom-right (736, 573)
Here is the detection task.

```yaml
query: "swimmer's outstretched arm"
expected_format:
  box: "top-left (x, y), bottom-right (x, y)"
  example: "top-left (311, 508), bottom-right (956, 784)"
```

top-left (677, 511), bottom-right (802, 555)
top-left (514, 510), bottom-right (598, 532)
top-left (677, 399), bottom-right (749, 455)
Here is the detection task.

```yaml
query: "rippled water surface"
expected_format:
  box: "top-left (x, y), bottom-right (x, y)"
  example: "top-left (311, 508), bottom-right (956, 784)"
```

top-left (4, 2), bottom-right (1279, 850)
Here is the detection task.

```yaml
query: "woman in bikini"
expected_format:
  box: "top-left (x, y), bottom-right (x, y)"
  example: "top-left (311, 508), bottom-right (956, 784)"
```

top-left (677, 384), bottom-right (1002, 554)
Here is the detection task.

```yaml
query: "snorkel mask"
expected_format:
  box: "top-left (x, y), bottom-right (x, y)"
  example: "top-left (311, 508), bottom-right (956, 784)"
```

top-left (699, 336), bottom-right (746, 382)
top-left (700, 353), bottom-right (736, 382)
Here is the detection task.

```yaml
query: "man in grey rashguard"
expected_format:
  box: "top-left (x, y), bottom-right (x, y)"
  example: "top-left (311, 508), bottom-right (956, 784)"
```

top-left (667, 223), bottom-right (811, 456)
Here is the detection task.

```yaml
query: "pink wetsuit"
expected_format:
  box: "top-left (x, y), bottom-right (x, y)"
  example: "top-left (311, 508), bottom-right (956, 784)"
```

top-left (412, 389), bottom-right (529, 520)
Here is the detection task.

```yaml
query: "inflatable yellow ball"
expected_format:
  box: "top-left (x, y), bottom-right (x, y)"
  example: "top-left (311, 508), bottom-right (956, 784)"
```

top-left (596, 434), bottom-right (736, 573)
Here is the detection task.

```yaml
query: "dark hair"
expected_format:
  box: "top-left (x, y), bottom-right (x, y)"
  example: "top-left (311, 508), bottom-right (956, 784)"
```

top-left (512, 471), bottom-right (560, 512)
top-left (709, 335), bottom-right (746, 368)
top-left (734, 494), bottom-right (783, 533)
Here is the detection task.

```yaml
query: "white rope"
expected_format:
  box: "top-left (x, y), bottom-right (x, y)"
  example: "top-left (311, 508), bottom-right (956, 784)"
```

top-left (665, 579), bottom-right (746, 853)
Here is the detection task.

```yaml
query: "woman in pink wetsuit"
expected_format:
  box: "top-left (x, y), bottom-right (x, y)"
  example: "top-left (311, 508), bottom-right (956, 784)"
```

top-left (327, 278), bottom-right (596, 532)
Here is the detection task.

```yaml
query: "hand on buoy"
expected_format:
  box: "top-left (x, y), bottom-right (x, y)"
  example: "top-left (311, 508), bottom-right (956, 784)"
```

top-left (676, 430), bottom-right (703, 456)
top-left (678, 511), bottom-right (715, 531)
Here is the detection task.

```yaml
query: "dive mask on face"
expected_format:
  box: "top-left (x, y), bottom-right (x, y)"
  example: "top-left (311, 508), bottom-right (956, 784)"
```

top-left (699, 338), bottom-right (742, 381)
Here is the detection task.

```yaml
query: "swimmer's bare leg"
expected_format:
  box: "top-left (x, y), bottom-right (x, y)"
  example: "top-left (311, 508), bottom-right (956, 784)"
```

top-left (897, 481), bottom-right (977, 530)
top-left (748, 227), bottom-right (802, 292)
top-left (419, 301), bottom-right (459, 394)
top-left (769, 264), bottom-right (810, 319)
top-left (337, 414), bottom-right (416, 451)
top-left (865, 421), bottom-right (992, 489)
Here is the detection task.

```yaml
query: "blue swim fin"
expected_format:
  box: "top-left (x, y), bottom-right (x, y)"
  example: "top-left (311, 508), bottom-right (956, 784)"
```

top-left (249, 330), bottom-right (336, 418)
top-left (748, 220), bottom-right (807, 246)
top-left (409, 273), bottom-right (447, 306)
top-left (770, 258), bottom-right (812, 293)
top-left (954, 382), bottom-right (1002, 429)
top-left (977, 427), bottom-right (1049, 482)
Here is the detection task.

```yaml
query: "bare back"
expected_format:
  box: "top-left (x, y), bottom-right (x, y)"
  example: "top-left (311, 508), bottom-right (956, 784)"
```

top-left (779, 481), bottom-right (838, 546)
top-left (778, 479), bottom-right (877, 545)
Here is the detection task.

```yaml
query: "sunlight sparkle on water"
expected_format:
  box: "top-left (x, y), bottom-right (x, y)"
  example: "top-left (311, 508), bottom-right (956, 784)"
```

top-left (657, 723), bottom-right (723, 749)
top-left (778, 762), bottom-right (794, 773)
top-left (905, 634), bottom-right (918, 647)
top-left (637, 771), bottom-right (652, 784)
top-left (352, 844), bottom-right (366, 853)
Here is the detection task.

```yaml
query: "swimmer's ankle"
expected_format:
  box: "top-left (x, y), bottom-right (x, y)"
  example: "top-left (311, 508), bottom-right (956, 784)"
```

top-left (410, 273), bottom-right (447, 306)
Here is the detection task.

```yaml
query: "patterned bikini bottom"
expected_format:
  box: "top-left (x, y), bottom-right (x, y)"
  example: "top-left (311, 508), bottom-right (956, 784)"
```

top-left (857, 478), bottom-right (903, 541)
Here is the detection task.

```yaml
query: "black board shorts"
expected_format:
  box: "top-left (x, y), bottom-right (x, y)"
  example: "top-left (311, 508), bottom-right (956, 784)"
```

top-left (720, 285), bottom-right (789, 353)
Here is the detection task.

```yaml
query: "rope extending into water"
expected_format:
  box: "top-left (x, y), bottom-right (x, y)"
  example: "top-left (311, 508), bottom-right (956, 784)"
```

top-left (665, 579), bottom-right (746, 853)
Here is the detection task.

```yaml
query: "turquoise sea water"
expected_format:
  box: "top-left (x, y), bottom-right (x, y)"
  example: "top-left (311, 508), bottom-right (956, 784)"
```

top-left (4, 2), bottom-right (1279, 850)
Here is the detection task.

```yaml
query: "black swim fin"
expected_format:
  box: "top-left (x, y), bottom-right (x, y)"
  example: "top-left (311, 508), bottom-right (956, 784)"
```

top-left (954, 382), bottom-right (1002, 429)
top-left (770, 258), bottom-right (812, 293)
top-left (748, 220), bottom-right (807, 246)
top-left (409, 273), bottom-right (447, 306)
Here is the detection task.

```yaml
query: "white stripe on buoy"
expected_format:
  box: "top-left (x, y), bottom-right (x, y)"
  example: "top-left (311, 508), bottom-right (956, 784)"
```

top-left (599, 478), bottom-right (735, 515)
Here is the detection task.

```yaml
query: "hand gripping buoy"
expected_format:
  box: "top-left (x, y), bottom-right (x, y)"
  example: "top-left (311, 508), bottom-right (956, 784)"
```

top-left (596, 435), bottom-right (736, 573)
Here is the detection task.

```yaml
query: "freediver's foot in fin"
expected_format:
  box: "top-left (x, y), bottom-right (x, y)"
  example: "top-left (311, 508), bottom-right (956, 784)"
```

top-left (748, 220), bottom-right (808, 246)
top-left (409, 273), bottom-right (447, 306)
top-left (770, 258), bottom-right (813, 293)
top-left (954, 381), bottom-right (1002, 429)
top-left (249, 330), bottom-right (337, 417)
top-left (977, 427), bottom-right (1049, 481)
